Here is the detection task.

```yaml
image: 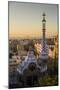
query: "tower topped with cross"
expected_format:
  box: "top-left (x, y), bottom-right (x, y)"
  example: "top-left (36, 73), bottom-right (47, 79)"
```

top-left (38, 13), bottom-right (48, 72)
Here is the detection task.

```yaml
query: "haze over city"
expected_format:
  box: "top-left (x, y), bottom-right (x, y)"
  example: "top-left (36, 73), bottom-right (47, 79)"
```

top-left (9, 2), bottom-right (58, 39)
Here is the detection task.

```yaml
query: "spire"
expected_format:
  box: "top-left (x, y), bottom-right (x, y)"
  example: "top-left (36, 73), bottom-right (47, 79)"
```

top-left (42, 12), bottom-right (46, 22)
top-left (42, 12), bottom-right (46, 50)
top-left (43, 12), bottom-right (46, 16)
top-left (39, 12), bottom-right (48, 60)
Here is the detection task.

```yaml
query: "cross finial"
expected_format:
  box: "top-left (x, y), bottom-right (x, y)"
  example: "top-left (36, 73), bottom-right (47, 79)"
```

top-left (43, 12), bottom-right (46, 16)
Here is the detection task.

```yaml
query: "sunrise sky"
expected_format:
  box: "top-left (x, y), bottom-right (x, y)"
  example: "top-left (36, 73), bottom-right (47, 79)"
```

top-left (9, 2), bottom-right (58, 39)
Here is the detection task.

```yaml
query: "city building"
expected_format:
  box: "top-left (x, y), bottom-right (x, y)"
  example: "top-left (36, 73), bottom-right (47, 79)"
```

top-left (9, 53), bottom-right (21, 86)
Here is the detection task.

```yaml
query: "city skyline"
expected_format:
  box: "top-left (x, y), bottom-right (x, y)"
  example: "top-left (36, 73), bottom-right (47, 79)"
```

top-left (9, 2), bottom-right (58, 39)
